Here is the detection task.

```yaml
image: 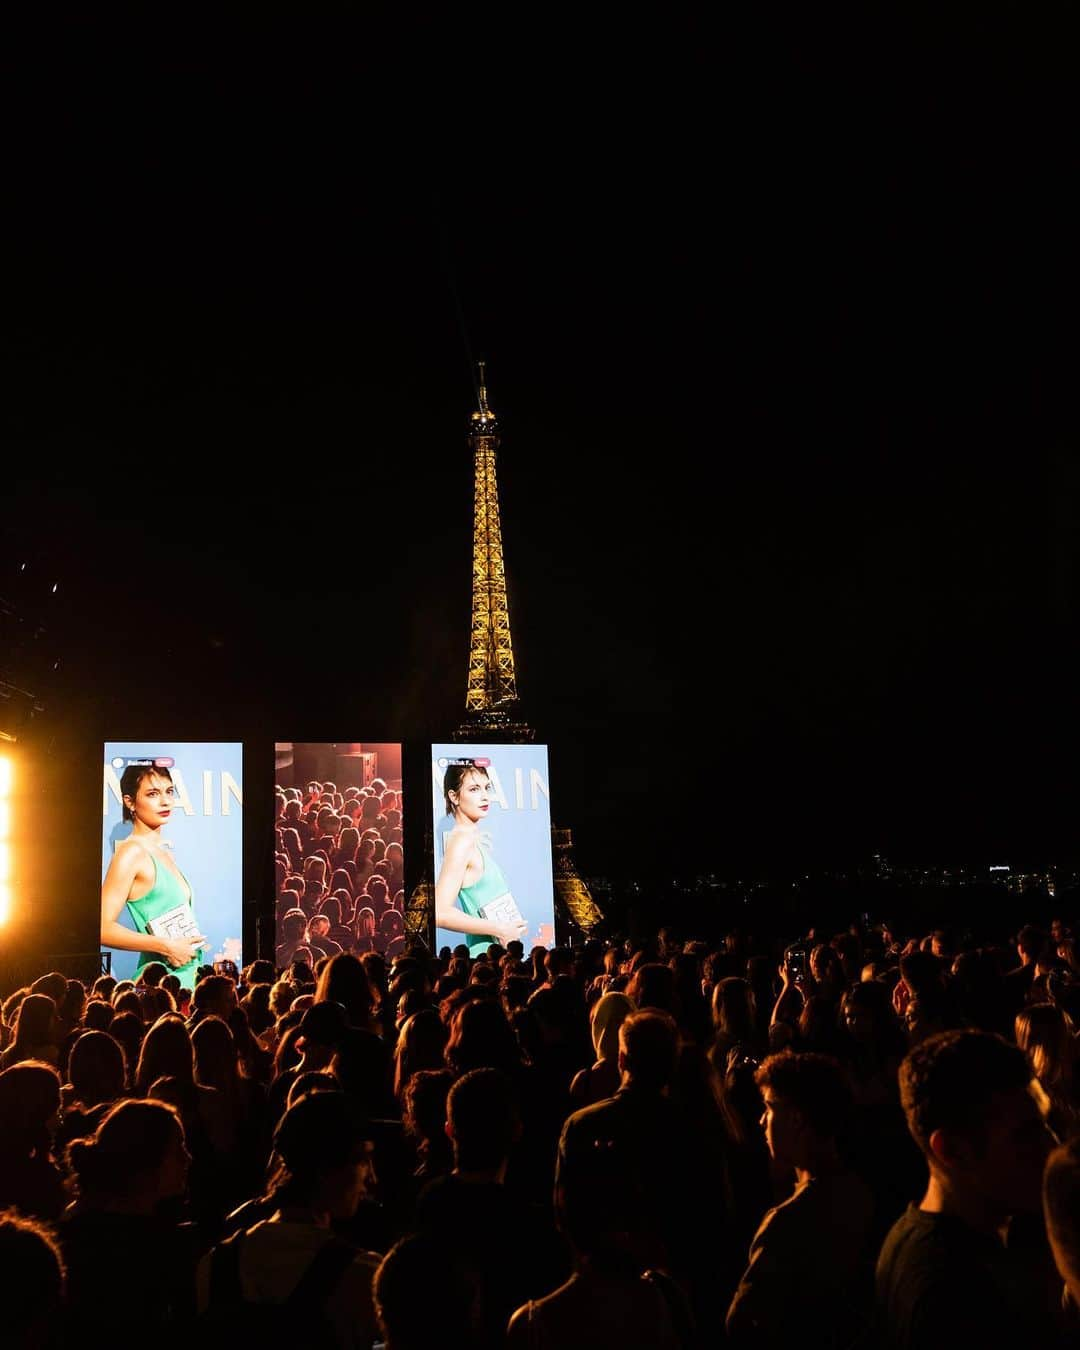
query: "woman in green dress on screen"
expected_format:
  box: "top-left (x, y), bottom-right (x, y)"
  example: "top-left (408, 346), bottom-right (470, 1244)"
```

top-left (100, 763), bottom-right (207, 990)
top-left (434, 761), bottom-right (529, 956)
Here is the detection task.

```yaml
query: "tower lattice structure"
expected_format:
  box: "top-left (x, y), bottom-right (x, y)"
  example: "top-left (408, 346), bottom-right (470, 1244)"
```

top-left (458, 363), bottom-right (533, 741)
top-left (552, 828), bottom-right (603, 934)
top-left (431, 363), bottom-right (603, 939)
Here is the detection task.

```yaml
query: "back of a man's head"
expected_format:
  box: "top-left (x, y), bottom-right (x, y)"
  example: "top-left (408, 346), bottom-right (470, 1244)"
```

top-left (900, 1029), bottom-right (1032, 1159)
top-left (447, 1067), bottom-right (518, 1174)
top-left (899, 950), bottom-right (943, 1000)
top-left (619, 1009), bottom-right (678, 1091)
top-left (556, 1130), bottom-right (648, 1261)
top-left (1018, 925), bottom-right (1047, 961)
top-left (193, 974), bottom-right (233, 1014)
top-left (135, 961), bottom-right (167, 989)
top-left (626, 963), bottom-right (676, 1015)
top-left (544, 946), bottom-right (573, 980)
top-left (375, 1235), bottom-right (476, 1349)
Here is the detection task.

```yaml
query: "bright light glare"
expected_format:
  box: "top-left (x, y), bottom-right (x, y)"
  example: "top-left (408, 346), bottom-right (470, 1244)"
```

top-left (0, 759), bottom-right (10, 925)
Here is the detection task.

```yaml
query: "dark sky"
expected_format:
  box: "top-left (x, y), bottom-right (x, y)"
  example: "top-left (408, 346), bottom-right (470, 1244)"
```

top-left (3, 10), bottom-right (1077, 881)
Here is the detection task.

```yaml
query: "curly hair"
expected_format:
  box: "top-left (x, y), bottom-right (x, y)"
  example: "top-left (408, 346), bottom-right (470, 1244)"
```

top-left (754, 1051), bottom-right (853, 1138)
top-left (899, 1029), bottom-right (1030, 1154)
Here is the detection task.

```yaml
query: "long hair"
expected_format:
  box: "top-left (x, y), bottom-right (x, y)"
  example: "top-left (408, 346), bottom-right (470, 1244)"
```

top-left (315, 953), bottom-right (377, 1031)
top-left (711, 978), bottom-right (756, 1045)
top-left (192, 1016), bottom-right (240, 1095)
top-left (1016, 1003), bottom-right (1075, 1089)
top-left (394, 1009), bottom-right (449, 1101)
top-left (135, 1015), bottom-right (194, 1096)
top-left (0, 1062), bottom-right (61, 1159)
top-left (11, 994), bottom-right (57, 1050)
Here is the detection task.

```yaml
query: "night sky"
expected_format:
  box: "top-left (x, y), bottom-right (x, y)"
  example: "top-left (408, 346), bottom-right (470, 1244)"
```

top-left (4, 11), bottom-right (1077, 888)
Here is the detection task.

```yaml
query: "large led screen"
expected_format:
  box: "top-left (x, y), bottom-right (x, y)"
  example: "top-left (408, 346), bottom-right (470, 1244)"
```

top-left (431, 743), bottom-right (555, 955)
top-left (102, 743), bottom-right (243, 987)
top-left (274, 742), bottom-right (403, 967)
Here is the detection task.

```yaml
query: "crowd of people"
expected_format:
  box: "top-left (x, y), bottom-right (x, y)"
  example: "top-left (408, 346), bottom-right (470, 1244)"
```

top-left (274, 778), bottom-right (406, 966)
top-left (2, 914), bottom-right (1080, 1346)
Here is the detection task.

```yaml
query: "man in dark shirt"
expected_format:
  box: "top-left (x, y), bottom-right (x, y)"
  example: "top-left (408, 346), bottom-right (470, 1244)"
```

top-left (1004, 925), bottom-right (1046, 1014)
top-left (726, 1052), bottom-right (875, 1347)
top-left (416, 1068), bottom-right (566, 1349)
top-left (875, 1028), bottom-right (1057, 1349)
top-left (556, 1009), bottom-right (703, 1283)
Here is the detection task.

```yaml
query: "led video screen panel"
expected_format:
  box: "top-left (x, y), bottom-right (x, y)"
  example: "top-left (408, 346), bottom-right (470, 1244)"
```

top-left (101, 743), bottom-right (243, 987)
top-left (274, 742), bottom-right (403, 967)
top-left (431, 743), bottom-right (555, 955)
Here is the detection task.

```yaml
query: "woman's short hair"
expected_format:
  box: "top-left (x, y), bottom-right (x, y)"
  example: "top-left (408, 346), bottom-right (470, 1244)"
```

top-left (442, 761), bottom-right (488, 815)
top-left (119, 763), bottom-right (173, 823)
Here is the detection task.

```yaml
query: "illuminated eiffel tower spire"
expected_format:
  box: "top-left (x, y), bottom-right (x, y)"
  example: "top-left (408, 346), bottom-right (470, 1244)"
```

top-left (458, 362), bottom-right (532, 741)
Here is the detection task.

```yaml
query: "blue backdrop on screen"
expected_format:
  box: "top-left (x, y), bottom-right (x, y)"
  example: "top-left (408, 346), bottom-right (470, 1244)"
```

top-left (101, 743), bottom-right (243, 979)
top-left (431, 743), bottom-right (555, 952)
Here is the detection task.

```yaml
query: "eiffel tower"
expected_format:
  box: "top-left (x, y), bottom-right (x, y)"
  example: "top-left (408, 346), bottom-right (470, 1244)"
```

top-left (402, 365), bottom-right (603, 946)
top-left (454, 362), bottom-right (534, 743)
top-left (552, 827), bottom-right (603, 935)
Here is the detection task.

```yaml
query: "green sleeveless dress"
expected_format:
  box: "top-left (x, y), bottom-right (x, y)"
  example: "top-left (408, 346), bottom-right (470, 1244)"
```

top-left (457, 844), bottom-right (510, 956)
top-left (125, 851), bottom-right (203, 990)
